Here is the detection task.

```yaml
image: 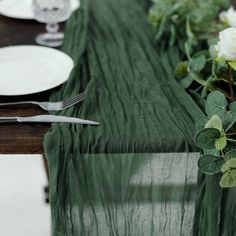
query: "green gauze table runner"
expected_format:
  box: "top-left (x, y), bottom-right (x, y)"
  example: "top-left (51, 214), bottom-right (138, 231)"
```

top-left (44, 0), bottom-right (236, 235)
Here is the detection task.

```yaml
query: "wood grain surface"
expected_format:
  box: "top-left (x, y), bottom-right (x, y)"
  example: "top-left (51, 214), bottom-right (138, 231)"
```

top-left (0, 15), bottom-right (65, 154)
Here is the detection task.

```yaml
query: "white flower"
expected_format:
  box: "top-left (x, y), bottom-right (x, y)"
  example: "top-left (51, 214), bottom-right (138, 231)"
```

top-left (215, 27), bottom-right (236, 61)
top-left (220, 7), bottom-right (236, 27)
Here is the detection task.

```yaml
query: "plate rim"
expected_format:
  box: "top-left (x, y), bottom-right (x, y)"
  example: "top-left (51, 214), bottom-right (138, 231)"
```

top-left (0, 45), bottom-right (74, 96)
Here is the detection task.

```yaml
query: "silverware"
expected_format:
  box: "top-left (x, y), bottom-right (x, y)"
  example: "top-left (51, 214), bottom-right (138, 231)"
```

top-left (0, 91), bottom-right (86, 111)
top-left (0, 115), bottom-right (99, 125)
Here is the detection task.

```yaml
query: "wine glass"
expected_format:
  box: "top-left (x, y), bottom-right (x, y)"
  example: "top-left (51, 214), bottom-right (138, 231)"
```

top-left (32, 0), bottom-right (71, 47)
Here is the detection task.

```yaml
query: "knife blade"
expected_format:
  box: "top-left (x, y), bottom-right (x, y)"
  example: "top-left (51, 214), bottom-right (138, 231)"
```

top-left (0, 115), bottom-right (99, 125)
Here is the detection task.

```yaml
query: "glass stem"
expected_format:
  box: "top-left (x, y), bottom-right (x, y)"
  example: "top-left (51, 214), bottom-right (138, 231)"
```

top-left (46, 23), bottom-right (59, 35)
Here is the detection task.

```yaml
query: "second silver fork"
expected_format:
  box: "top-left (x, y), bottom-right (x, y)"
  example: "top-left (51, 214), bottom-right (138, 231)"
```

top-left (0, 91), bottom-right (86, 111)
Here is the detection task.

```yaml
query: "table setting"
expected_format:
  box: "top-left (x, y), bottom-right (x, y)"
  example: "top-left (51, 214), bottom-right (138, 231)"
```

top-left (1, 0), bottom-right (236, 235)
top-left (0, 0), bottom-right (100, 149)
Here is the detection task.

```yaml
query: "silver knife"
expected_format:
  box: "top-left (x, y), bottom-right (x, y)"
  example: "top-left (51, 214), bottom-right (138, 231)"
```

top-left (0, 115), bottom-right (99, 125)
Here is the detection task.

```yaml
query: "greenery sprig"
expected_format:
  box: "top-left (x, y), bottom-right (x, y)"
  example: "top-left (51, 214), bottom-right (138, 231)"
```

top-left (148, 0), bottom-right (229, 55)
top-left (149, 1), bottom-right (236, 188)
top-left (195, 91), bottom-right (236, 187)
top-left (175, 47), bottom-right (236, 98)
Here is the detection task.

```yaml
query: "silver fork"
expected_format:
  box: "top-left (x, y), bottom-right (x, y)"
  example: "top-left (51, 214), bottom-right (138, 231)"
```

top-left (0, 91), bottom-right (86, 111)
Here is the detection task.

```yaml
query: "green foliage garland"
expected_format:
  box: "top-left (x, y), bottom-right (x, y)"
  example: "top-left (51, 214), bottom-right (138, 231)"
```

top-left (149, 0), bottom-right (229, 55)
top-left (149, 0), bottom-right (236, 188)
top-left (195, 91), bottom-right (236, 187)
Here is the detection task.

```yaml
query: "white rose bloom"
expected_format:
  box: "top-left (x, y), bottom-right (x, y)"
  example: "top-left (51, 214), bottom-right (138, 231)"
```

top-left (220, 7), bottom-right (236, 27)
top-left (215, 27), bottom-right (236, 61)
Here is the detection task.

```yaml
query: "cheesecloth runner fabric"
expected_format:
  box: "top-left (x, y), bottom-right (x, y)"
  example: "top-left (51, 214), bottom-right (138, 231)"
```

top-left (44, 0), bottom-right (236, 235)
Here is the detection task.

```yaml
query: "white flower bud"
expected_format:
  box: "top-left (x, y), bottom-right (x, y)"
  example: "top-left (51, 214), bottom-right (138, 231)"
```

top-left (219, 7), bottom-right (236, 28)
top-left (216, 27), bottom-right (236, 61)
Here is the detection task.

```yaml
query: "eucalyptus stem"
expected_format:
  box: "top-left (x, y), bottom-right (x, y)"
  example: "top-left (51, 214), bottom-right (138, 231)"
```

top-left (226, 132), bottom-right (236, 136)
top-left (221, 150), bottom-right (227, 162)
top-left (228, 67), bottom-right (234, 102)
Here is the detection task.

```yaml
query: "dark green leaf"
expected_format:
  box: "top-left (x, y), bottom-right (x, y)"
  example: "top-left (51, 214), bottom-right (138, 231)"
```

top-left (215, 61), bottom-right (228, 75)
top-left (195, 115), bottom-right (209, 132)
top-left (223, 140), bottom-right (236, 153)
top-left (225, 150), bottom-right (236, 161)
top-left (198, 154), bottom-right (224, 175)
top-left (195, 128), bottom-right (221, 150)
top-left (204, 149), bottom-right (219, 156)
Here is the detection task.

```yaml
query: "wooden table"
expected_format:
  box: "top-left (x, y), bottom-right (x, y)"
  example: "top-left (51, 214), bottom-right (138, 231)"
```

top-left (0, 15), bottom-right (65, 154)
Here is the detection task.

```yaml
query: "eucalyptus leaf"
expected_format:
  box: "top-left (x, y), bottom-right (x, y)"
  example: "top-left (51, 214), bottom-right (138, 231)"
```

top-left (190, 55), bottom-right (207, 73)
top-left (215, 136), bottom-right (227, 150)
top-left (225, 102), bottom-right (236, 131)
top-left (204, 149), bottom-right (220, 156)
top-left (189, 71), bottom-right (206, 85)
top-left (209, 44), bottom-right (217, 58)
top-left (220, 169), bottom-right (236, 188)
top-left (215, 61), bottom-right (228, 75)
top-left (205, 91), bottom-right (227, 117)
top-left (228, 158), bottom-right (236, 168)
top-left (225, 150), bottom-right (236, 161)
top-left (195, 128), bottom-right (221, 150)
top-left (225, 112), bottom-right (235, 131)
top-left (221, 161), bottom-right (231, 173)
top-left (204, 115), bottom-right (222, 131)
top-left (195, 115), bottom-right (209, 132)
top-left (221, 111), bottom-right (234, 131)
top-left (228, 61), bottom-right (236, 71)
top-left (221, 158), bottom-right (236, 173)
top-left (230, 102), bottom-right (236, 117)
top-left (198, 154), bottom-right (224, 175)
top-left (223, 140), bottom-right (236, 153)
top-left (179, 76), bottom-right (193, 88)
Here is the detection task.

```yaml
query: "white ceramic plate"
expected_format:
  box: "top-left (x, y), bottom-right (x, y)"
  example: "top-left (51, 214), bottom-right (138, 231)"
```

top-left (0, 0), bottom-right (80, 20)
top-left (0, 45), bottom-right (74, 96)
